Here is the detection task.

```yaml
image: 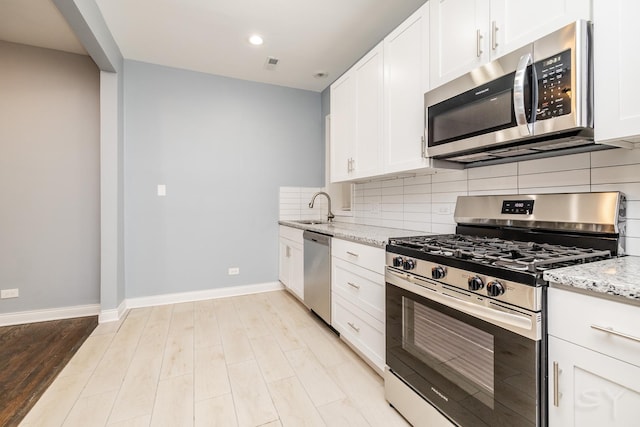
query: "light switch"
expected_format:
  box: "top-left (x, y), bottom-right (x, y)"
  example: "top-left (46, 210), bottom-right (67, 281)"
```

top-left (157, 184), bottom-right (166, 196)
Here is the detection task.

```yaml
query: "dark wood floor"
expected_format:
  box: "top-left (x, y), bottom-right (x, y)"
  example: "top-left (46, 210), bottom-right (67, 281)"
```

top-left (0, 316), bottom-right (97, 427)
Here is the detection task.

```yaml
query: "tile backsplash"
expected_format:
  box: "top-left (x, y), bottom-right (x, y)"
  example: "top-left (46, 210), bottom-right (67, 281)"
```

top-left (350, 148), bottom-right (640, 256)
top-left (279, 187), bottom-right (328, 221)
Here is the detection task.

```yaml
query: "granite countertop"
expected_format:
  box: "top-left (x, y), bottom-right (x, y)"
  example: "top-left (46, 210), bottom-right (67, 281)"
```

top-left (278, 220), bottom-right (425, 248)
top-left (544, 256), bottom-right (640, 305)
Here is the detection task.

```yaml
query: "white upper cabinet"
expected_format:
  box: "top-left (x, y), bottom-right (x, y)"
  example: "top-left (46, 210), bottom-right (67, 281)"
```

top-left (330, 43), bottom-right (383, 183)
top-left (430, 0), bottom-right (591, 89)
top-left (594, 0), bottom-right (640, 147)
top-left (383, 3), bottom-right (430, 174)
top-left (430, 0), bottom-right (490, 88)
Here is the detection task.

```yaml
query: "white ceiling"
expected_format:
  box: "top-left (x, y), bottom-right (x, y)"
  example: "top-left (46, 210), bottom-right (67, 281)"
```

top-left (1, 0), bottom-right (427, 92)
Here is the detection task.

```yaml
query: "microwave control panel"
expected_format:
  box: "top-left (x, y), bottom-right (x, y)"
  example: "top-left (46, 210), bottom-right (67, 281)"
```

top-left (535, 49), bottom-right (572, 121)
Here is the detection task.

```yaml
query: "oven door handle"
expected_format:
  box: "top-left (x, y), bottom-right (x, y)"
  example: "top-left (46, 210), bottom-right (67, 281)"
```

top-left (386, 269), bottom-right (540, 340)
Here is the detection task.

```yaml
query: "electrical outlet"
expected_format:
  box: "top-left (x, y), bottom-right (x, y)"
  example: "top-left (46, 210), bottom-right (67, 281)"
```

top-left (1, 288), bottom-right (19, 299)
top-left (228, 267), bottom-right (240, 276)
top-left (157, 184), bottom-right (166, 196)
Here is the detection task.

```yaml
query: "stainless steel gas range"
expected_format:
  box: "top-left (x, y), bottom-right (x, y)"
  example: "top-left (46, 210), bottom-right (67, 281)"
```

top-left (384, 192), bottom-right (626, 427)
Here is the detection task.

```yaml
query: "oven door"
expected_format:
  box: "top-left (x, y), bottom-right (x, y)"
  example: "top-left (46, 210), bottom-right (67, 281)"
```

top-left (386, 268), bottom-right (545, 427)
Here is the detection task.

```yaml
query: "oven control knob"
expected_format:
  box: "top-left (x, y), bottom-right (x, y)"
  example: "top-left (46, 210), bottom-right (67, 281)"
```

top-left (487, 280), bottom-right (505, 297)
top-left (403, 259), bottom-right (416, 270)
top-left (431, 266), bottom-right (446, 280)
top-left (393, 256), bottom-right (404, 267)
top-left (468, 276), bottom-right (484, 291)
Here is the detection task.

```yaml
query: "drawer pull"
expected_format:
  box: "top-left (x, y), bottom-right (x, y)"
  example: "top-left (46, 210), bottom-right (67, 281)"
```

top-left (348, 322), bottom-right (360, 332)
top-left (347, 282), bottom-right (360, 290)
top-left (553, 361), bottom-right (561, 407)
top-left (590, 324), bottom-right (640, 344)
top-left (346, 251), bottom-right (359, 257)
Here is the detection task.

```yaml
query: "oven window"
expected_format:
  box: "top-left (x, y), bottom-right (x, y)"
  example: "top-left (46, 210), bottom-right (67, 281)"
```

top-left (403, 297), bottom-right (495, 409)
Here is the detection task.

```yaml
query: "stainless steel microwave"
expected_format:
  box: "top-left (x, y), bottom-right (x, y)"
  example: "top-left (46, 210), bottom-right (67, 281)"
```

top-left (425, 21), bottom-right (595, 164)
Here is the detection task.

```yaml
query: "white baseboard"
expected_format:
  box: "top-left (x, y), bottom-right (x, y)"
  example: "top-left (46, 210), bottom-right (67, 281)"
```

top-left (0, 304), bottom-right (101, 327)
top-left (126, 281), bottom-right (284, 309)
top-left (98, 299), bottom-right (128, 324)
top-left (0, 282), bottom-right (285, 326)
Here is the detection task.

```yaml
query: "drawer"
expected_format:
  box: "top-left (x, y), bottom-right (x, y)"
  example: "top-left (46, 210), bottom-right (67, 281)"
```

top-left (332, 257), bottom-right (384, 322)
top-left (332, 238), bottom-right (385, 275)
top-left (332, 293), bottom-right (384, 371)
top-left (548, 287), bottom-right (640, 367)
top-left (279, 225), bottom-right (304, 243)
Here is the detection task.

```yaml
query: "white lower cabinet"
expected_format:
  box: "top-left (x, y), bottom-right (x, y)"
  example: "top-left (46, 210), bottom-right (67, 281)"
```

top-left (278, 226), bottom-right (304, 301)
top-left (548, 287), bottom-right (640, 426)
top-left (331, 239), bottom-right (385, 374)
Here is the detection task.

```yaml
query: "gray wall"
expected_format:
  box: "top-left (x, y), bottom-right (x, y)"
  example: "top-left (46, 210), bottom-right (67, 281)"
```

top-left (0, 41), bottom-right (100, 313)
top-left (124, 60), bottom-right (324, 298)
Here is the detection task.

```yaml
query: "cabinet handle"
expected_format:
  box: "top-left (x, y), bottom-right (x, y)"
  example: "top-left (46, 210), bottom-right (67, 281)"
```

top-left (591, 324), bottom-right (640, 344)
top-left (346, 251), bottom-right (359, 257)
top-left (348, 322), bottom-right (360, 332)
top-left (286, 246), bottom-right (290, 258)
top-left (553, 361), bottom-right (561, 407)
top-left (491, 21), bottom-right (499, 50)
top-left (476, 29), bottom-right (483, 58)
top-left (421, 135), bottom-right (426, 158)
top-left (347, 281), bottom-right (360, 290)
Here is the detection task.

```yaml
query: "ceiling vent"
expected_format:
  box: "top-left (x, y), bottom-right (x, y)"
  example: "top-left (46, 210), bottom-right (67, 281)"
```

top-left (264, 56), bottom-right (279, 70)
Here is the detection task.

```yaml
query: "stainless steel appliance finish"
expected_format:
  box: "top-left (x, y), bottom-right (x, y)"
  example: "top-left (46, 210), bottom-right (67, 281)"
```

top-left (425, 21), bottom-right (595, 165)
top-left (303, 230), bottom-right (331, 325)
top-left (384, 192), bottom-right (626, 427)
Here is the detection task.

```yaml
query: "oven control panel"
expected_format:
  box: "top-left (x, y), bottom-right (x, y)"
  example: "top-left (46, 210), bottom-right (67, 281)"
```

top-left (501, 199), bottom-right (534, 215)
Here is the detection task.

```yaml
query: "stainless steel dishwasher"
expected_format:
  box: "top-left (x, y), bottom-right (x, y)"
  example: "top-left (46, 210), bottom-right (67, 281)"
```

top-left (303, 230), bottom-right (331, 325)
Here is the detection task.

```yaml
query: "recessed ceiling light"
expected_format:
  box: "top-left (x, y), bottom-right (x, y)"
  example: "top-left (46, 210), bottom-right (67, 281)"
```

top-left (249, 35), bottom-right (264, 46)
top-left (313, 71), bottom-right (329, 79)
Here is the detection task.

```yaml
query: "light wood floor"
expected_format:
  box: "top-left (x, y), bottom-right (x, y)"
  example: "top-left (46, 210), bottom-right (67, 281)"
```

top-left (19, 290), bottom-right (410, 427)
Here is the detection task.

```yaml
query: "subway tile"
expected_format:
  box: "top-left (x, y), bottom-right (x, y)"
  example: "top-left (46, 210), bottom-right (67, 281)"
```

top-left (518, 152), bottom-right (590, 174)
top-left (431, 223), bottom-right (456, 234)
top-left (468, 163), bottom-right (518, 179)
top-left (403, 174), bottom-right (432, 185)
top-left (591, 147), bottom-right (640, 167)
top-left (468, 189), bottom-right (518, 196)
top-left (403, 221), bottom-right (431, 232)
top-left (363, 181), bottom-right (382, 190)
top-left (626, 219), bottom-right (640, 237)
top-left (431, 192), bottom-right (465, 203)
top-left (468, 176), bottom-right (517, 192)
top-left (381, 186), bottom-right (403, 197)
top-left (592, 164), bottom-right (640, 184)
top-left (381, 203), bottom-right (403, 212)
top-left (625, 236), bottom-right (640, 256)
top-left (381, 194), bottom-right (403, 204)
top-left (518, 169), bottom-right (590, 189)
top-left (404, 212), bottom-right (430, 222)
top-left (431, 170), bottom-right (468, 183)
top-left (432, 213), bottom-right (456, 225)
top-left (381, 177), bottom-right (405, 188)
top-left (403, 193), bottom-right (430, 203)
top-left (431, 180), bottom-right (468, 193)
top-left (381, 211), bottom-right (403, 221)
top-left (404, 203), bottom-right (431, 213)
top-left (591, 183), bottom-right (640, 200)
top-left (364, 187), bottom-right (382, 197)
top-left (403, 183), bottom-right (431, 195)
top-left (627, 201), bottom-right (640, 219)
top-left (381, 219), bottom-right (405, 229)
top-left (517, 185), bottom-right (590, 195)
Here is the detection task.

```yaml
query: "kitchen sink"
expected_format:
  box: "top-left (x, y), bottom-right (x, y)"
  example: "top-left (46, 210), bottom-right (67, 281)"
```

top-left (293, 219), bottom-right (330, 225)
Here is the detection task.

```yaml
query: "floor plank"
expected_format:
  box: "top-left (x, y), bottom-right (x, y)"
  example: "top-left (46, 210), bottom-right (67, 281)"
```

top-left (0, 316), bottom-right (97, 427)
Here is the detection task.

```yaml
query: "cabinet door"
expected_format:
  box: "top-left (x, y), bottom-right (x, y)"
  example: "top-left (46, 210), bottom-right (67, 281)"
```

top-left (353, 43), bottom-right (384, 179)
top-left (548, 336), bottom-right (640, 427)
top-left (594, 0), bottom-right (640, 146)
top-left (384, 4), bottom-right (429, 174)
top-left (330, 72), bottom-right (356, 182)
top-left (491, 0), bottom-right (591, 59)
top-left (430, 0), bottom-right (490, 88)
top-left (278, 238), bottom-right (291, 287)
top-left (289, 243), bottom-right (304, 300)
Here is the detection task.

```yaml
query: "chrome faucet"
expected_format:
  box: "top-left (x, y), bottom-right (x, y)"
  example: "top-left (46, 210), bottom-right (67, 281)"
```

top-left (309, 191), bottom-right (335, 222)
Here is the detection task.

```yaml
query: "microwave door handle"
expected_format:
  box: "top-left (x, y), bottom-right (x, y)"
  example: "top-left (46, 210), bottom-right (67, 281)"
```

top-left (514, 53), bottom-right (534, 135)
